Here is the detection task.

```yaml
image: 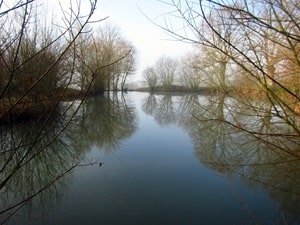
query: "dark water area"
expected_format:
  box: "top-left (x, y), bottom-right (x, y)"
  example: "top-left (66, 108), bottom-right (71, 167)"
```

top-left (1, 92), bottom-right (300, 225)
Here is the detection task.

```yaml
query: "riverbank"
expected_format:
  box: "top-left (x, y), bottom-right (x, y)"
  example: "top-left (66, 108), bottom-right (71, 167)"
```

top-left (0, 88), bottom-right (83, 123)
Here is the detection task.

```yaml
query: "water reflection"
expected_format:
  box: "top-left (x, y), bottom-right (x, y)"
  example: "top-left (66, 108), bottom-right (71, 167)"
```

top-left (0, 105), bottom-right (83, 224)
top-left (141, 93), bottom-right (300, 222)
top-left (1, 92), bottom-right (300, 224)
top-left (0, 94), bottom-right (137, 224)
top-left (78, 94), bottom-right (137, 152)
top-left (142, 94), bottom-right (177, 125)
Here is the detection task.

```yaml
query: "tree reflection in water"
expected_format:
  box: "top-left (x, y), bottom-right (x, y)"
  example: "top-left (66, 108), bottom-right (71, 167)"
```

top-left (78, 93), bottom-right (137, 152)
top-left (0, 93), bottom-right (137, 224)
top-left (0, 105), bottom-right (84, 224)
top-left (142, 93), bottom-right (181, 126)
top-left (142, 93), bottom-right (300, 223)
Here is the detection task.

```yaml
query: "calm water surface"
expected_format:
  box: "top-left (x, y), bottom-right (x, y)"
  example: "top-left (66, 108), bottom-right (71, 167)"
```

top-left (3, 92), bottom-right (300, 225)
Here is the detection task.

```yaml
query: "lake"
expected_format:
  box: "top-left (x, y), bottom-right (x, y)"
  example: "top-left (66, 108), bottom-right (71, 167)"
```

top-left (1, 92), bottom-right (300, 225)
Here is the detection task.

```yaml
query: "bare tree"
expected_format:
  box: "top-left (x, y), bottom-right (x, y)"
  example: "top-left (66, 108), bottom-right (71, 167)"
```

top-left (78, 23), bottom-right (136, 93)
top-left (155, 56), bottom-right (177, 89)
top-left (118, 41), bottom-right (137, 91)
top-left (112, 38), bottom-right (136, 91)
top-left (179, 52), bottom-right (202, 90)
top-left (143, 66), bottom-right (158, 91)
top-left (154, 0), bottom-right (300, 153)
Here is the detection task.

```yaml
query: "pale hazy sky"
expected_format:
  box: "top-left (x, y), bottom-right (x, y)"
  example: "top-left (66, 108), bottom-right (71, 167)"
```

top-left (99, 0), bottom-right (192, 81)
top-left (48, 0), bottom-right (193, 82)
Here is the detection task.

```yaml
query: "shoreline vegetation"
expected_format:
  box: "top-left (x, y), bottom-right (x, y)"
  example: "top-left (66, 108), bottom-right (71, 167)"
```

top-left (0, 88), bottom-right (82, 123)
top-left (1, 85), bottom-right (298, 123)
